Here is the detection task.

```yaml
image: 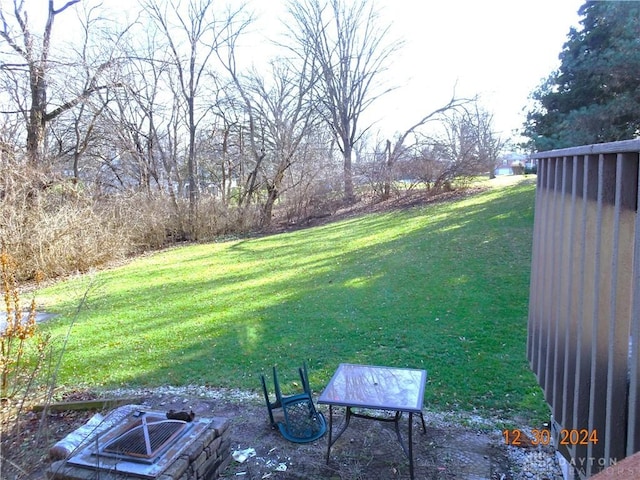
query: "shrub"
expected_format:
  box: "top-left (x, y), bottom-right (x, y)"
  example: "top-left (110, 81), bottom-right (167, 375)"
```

top-left (0, 161), bottom-right (263, 280)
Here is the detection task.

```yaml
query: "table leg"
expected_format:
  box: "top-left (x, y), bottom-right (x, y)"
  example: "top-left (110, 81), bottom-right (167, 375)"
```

top-left (326, 405), bottom-right (335, 463)
top-left (325, 406), bottom-right (353, 464)
top-left (393, 411), bottom-right (406, 454)
top-left (409, 412), bottom-right (414, 480)
top-left (391, 411), bottom-right (416, 478)
top-left (325, 407), bottom-right (419, 478)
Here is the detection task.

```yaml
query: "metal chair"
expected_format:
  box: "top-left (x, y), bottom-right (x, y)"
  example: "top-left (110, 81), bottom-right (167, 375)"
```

top-left (260, 364), bottom-right (327, 443)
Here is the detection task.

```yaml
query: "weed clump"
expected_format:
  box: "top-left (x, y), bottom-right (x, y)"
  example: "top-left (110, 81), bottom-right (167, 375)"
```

top-left (0, 246), bottom-right (48, 401)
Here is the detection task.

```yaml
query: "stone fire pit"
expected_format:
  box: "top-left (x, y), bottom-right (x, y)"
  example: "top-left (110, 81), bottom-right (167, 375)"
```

top-left (47, 405), bottom-right (231, 480)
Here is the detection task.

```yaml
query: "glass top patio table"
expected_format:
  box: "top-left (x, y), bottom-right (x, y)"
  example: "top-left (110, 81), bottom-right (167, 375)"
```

top-left (318, 363), bottom-right (427, 479)
top-left (318, 363), bottom-right (427, 412)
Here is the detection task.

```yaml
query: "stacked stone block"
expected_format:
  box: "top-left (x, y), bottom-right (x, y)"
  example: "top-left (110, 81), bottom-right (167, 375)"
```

top-left (47, 417), bottom-right (231, 480)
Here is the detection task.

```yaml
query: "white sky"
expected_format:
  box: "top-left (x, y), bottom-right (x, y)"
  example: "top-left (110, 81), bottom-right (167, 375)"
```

top-left (375, 0), bottom-right (584, 139)
top-left (376, 0), bottom-right (585, 141)
top-left (30, 0), bottom-right (585, 144)
top-left (248, 0), bottom-right (585, 142)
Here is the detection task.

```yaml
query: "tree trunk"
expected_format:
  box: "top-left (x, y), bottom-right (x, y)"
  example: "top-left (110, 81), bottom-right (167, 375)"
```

top-left (27, 66), bottom-right (47, 164)
top-left (262, 186), bottom-right (278, 227)
top-left (382, 139), bottom-right (392, 200)
top-left (221, 128), bottom-right (230, 206)
top-left (260, 159), bottom-right (290, 228)
top-left (187, 106), bottom-right (198, 240)
top-left (343, 144), bottom-right (355, 203)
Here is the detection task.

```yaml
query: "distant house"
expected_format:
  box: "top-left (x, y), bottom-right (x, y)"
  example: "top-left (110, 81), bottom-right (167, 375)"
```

top-left (494, 164), bottom-right (516, 176)
top-left (494, 152), bottom-right (527, 176)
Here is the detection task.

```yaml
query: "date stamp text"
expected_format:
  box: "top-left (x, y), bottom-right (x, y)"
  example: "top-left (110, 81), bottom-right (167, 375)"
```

top-left (502, 428), bottom-right (599, 446)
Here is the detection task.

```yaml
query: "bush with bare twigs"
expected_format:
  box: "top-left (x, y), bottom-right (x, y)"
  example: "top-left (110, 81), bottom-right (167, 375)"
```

top-left (0, 161), bottom-right (130, 280)
top-left (0, 160), bottom-right (264, 281)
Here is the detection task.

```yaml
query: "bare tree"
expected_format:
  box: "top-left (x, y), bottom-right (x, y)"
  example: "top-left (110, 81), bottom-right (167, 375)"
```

top-left (380, 93), bottom-right (472, 200)
top-left (0, 0), bottom-right (119, 164)
top-left (215, 23), bottom-right (268, 211)
top-left (201, 91), bottom-right (244, 208)
top-left (420, 101), bottom-right (504, 190)
top-left (468, 104), bottom-right (504, 179)
top-left (49, 2), bottom-right (133, 183)
top-left (250, 60), bottom-right (319, 226)
top-left (219, 20), bottom-right (320, 225)
top-left (280, 129), bottom-right (340, 223)
top-left (143, 0), bottom-right (251, 238)
top-left (285, 0), bottom-right (399, 203)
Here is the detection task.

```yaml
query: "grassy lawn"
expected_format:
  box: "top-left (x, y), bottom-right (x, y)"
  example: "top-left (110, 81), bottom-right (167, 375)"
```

top-left (38, 177), bottom-right (549, 424)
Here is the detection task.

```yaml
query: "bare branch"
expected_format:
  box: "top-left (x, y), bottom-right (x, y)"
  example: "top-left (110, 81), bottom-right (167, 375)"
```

top-left (0, 1), bottom-right (27, 58)
top-left (51, 0), bottom-right (81, 15)
top-left (0, 63), bottom-right (28, 70)
top-left (390, 89), bottom-right (476, 160)
top-left (44, 83), bottom-right (121, 122)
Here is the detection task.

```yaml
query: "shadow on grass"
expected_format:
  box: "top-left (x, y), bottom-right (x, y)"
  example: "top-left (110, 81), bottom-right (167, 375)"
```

top-left (41, 180), bottom-right (547, 423)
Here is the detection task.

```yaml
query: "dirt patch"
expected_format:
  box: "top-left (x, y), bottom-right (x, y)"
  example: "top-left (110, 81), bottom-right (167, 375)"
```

top-left (1, 387), bottom-right (561, 480)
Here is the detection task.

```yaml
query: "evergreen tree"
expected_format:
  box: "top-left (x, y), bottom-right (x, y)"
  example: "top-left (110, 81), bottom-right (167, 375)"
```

top-left (524, 1), bottom-right (640, 151)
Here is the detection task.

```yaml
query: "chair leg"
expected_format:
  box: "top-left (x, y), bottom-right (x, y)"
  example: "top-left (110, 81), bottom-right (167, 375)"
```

top-left (299, 363), bottom-right (311, 395)
top-left (273, 366), bottom-right (284, 405)
top-left (260, 374), bottom-right (276, 426)
top-left (260, 364), bottom-right (328, 443)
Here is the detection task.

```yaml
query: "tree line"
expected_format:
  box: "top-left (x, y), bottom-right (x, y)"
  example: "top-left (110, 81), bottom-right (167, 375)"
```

top-left (0, 0), bottom-right (502, 280)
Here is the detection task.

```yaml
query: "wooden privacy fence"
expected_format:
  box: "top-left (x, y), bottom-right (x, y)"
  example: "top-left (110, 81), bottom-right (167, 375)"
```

top-left (528, 140), bottom-right (640, 478)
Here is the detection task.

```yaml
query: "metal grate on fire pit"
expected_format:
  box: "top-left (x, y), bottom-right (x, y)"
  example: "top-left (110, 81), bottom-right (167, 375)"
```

top-left (66, 409), bottom-right (213, 479)
top-left (101, 417), bottom-right (188, 461)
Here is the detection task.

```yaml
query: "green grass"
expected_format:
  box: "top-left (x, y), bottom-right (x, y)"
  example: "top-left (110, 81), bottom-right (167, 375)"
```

top-left (38, 178), bottom-right (549, 423)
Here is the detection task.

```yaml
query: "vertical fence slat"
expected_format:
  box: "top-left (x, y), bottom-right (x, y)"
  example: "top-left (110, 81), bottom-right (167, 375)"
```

top-left (605, 153), bottom-right (636, 466)
top-left (552, 157), bottom-right (571, 424)
top-left (528, 160), bottom-right (546, 378)
top-left (534, 158), bottom-right (556, 391)
top-left (586, 154), bottom-right (615, 476)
